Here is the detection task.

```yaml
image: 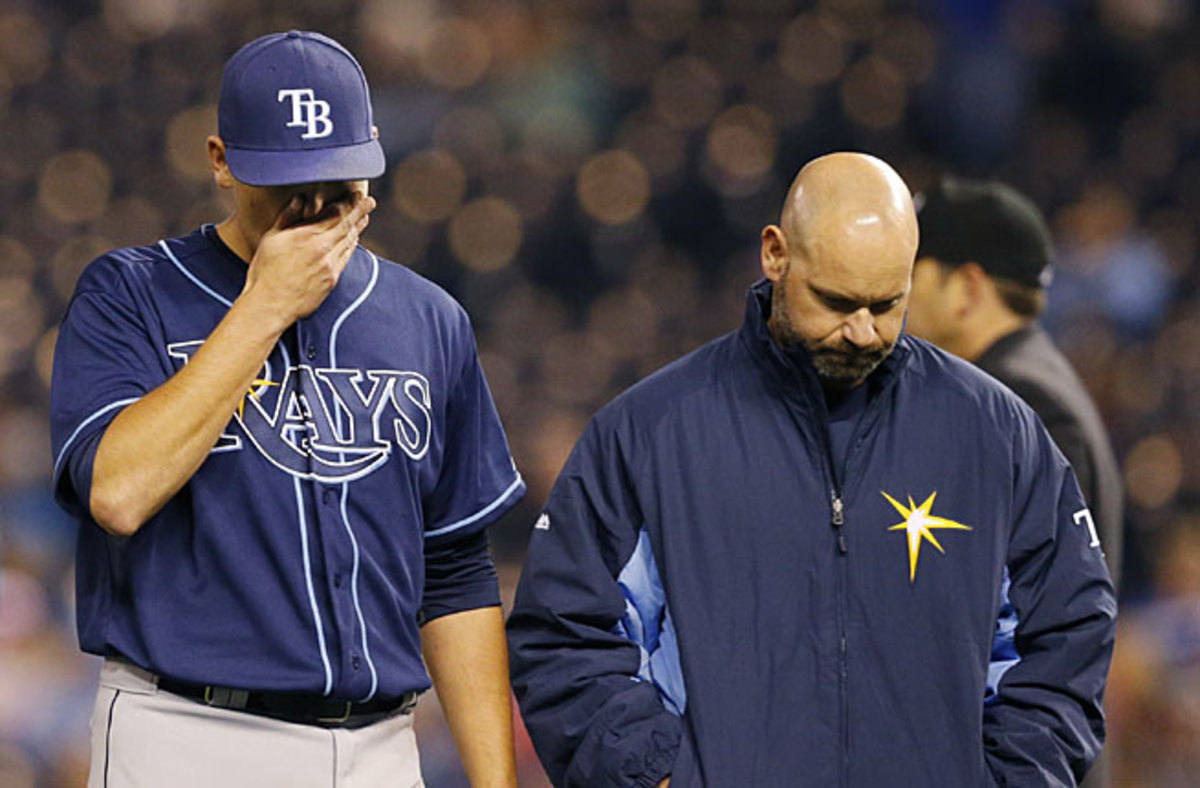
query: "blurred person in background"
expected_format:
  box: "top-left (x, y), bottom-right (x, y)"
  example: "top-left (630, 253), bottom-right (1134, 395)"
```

top-left (906, 177), bottom-right (1124, 589)
top-left (905, 177), bottom-right (1127, 788)
top-left (48, 31), bottom-right (522, 787)
top-left (507, 153), bottom-right (1116, 787)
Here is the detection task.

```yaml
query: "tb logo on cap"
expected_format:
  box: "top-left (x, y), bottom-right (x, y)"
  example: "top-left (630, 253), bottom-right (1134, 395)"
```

top-left (277, 88), bottom-right (333, 139)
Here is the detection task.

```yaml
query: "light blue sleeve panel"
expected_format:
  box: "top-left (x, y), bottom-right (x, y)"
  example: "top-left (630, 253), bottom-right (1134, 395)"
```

top-left (616, 527), bottom-right (687, 716)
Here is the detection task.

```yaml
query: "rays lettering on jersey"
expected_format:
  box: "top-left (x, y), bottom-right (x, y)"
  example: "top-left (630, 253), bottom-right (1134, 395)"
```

top-left (168, 342), bottom-right (432, 483)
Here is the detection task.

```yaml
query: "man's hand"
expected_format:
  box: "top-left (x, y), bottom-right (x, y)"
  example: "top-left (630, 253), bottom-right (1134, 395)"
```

top-left (242, 191), bottom-right (376, 329)
top-left (87, 189), bottom-right (375, 537)
top-left (658, 779), bottom-right (670, 787)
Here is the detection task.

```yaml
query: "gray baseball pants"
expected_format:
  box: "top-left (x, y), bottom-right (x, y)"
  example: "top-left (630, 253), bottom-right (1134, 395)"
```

top-left (87, 659), bottom-right (424, 787)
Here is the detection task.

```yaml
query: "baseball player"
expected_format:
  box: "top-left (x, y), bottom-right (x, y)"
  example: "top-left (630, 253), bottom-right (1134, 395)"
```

top-left (50, 31), bottom-right (523, 787)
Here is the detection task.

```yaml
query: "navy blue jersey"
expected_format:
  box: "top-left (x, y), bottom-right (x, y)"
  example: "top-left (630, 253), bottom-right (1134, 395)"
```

top-left (508, 281), bottom-right (1115, 787)
top-left (51, 225), bottom-right (524, 702)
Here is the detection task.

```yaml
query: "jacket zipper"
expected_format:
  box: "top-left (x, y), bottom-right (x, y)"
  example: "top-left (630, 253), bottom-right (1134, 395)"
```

top-left (831, 487), bottom-right (849, 788)
top-left (826, 381), bottom-right (893, 787)
top-left (810, 385), bottom-right (850, 788)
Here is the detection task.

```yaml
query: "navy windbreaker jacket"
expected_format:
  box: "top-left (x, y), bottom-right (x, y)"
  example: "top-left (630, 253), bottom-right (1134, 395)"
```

top-left (507, 281), bottom-right (1116, 787)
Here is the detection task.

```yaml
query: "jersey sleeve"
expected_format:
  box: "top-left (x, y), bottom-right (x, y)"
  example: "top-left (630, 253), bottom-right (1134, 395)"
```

top-left (420, 529), bottom-right (500, 623)
top-left (421, 310), bottom-right (524, 544)
top-left (50, 267), bottom-right (161, 520)
top-left (507, 416), bottom-right (681, 788)
top-left (983, 403), bottom-right (1117, 785)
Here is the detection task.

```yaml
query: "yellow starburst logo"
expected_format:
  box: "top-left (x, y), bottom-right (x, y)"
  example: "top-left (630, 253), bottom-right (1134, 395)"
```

top-left (882, 490), bottom-right (972, 582)
top-left (237, 378), bottom-right (280, 420)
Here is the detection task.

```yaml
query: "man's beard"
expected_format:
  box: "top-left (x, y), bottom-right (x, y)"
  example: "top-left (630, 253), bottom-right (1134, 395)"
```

top-left (770, 280), bottom-right (894, 390)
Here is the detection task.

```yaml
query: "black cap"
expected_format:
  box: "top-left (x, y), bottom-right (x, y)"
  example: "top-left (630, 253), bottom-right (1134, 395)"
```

top-left (916, 177), bottom-right (1054, 289)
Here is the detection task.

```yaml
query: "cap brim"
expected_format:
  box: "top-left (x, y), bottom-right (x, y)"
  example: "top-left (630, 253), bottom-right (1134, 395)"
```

top-left (225, 139), bottom-right (386, 186)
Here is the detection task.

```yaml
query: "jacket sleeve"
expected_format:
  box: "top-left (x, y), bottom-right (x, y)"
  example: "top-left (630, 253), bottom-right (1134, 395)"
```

top-left (507, 417), bottom-right (680, 788)
top-left (983, 404), bottom-right (1117, 786)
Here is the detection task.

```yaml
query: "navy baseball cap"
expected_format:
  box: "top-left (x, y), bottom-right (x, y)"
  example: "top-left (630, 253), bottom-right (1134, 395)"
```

top-left (916, 177), bottom-right (1055, 289)
top-left (218, 30), bottom-right (386, 187)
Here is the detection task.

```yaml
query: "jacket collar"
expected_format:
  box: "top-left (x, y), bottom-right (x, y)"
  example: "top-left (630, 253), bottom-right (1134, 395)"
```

top-left (738, 278), bottom-right (910, 404)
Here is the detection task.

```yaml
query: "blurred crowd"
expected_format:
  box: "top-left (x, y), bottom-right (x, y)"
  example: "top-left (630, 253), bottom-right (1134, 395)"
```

top-left (0, 0), bottom-right (1197, 785)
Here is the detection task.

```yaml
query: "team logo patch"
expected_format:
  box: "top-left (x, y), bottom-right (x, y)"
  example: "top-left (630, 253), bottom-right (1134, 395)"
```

top-left (169, 342), bottom-right (432, 483)
top-left (277, 88), bottom-right (333, 139)
top-left (881, 490), bottom-right (972, 582)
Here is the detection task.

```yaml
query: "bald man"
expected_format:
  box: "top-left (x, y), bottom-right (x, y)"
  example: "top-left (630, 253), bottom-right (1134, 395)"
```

top-left (508, 153), bottom-right (1116, 787)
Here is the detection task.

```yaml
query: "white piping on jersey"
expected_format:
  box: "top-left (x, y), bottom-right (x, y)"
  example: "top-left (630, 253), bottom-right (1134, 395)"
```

top-left (340, 483), bottom-right (380, 701)
top-left (329, 248), bottom-right (382, 701)
top-left (161, 237), bottom-right (339, 697)
top-left (295, 476), bottom-right (334, 696)
top-left (278, 345), bottom-right (337, 692)
top-left (54, 397), bottom-right (142, 479)
top-left (329, 249), bottom-right (380, 366)
top-left (425, 472), bottom-right (525, 539)
top-left (159, 239), bottom-right (233, 308)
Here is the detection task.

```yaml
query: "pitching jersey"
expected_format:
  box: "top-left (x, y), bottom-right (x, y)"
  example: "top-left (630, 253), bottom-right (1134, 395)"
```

top-left (50, 225), bottom-right (525, 702)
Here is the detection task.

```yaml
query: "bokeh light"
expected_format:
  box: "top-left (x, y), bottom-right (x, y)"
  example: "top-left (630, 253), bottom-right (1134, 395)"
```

top-left (0, 237), bottom-right (35, 278)
top-left (433, 106), bottom-right (505, 173)
top-left (483, 153), bottom-right (559, 223)
top-left (631, 0), bottom-right (701, 42)
top-left (651, 56), bottom-right (724, 129)
top-left (576, 150), bottom-right (652, 227)
top-left (63, 17), bottom-right (133, 87)
top-left (875, 16), bottom-right (937, 85)
top-left (594, 29), bottom-right (664, 89)
top-left (448, 197), bottom-right (523, 273)
top-left (820, 0), bottom-right (887, 40)
top-left (1123, 434), bottom-right (1183, 510)
top-left (705, 105), bottom-right (778, 184)
top-left (687, 20), bottom-right (756, 87)
top-left (840, 55), bottom-right (907, 130)
top-left (418, 16), bottom-right (492, 91)
top-left (0, 13), bottom-right (51, 86)
top-left (104, 0), bottom-right (182, 42)
top-left (102, 196), bottom-right (167, 250)
top-left (0, 277), bottom-right (44, 378)
top-left (778, 14), bottom-right (846, 86)
top-left (392, 150), bottom-right (467, 224)
top-left (0, 407), bottom-right (51, 488)
top-left (522, 106), bottom-right (596, 178)
top-left (37, 150), bottom-right (114, 225)
top-left (615, 110), bottom-right (687, 181)
top-left (745, 63), bottom-right (816, 130)
top-left (166, 104), bottom-right (217, 182)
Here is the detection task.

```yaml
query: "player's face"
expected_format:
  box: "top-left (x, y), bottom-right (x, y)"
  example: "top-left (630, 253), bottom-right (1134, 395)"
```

top-left (239, 179), bottom-right (371, 236)
top-left (904, 258), bottom-right (966, 352)
top-left (766, 230), bottom-right (912, 390)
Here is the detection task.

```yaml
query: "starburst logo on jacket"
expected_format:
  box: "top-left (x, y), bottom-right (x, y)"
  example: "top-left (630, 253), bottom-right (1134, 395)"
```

top-left (882, 491), bottom-right (972, 582)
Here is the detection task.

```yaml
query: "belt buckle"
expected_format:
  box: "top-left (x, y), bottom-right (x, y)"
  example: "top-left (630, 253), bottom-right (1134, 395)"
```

top-left (203, 685), bottom-right (250, 710)
top-left (317, 701), bottom-right (353, 724)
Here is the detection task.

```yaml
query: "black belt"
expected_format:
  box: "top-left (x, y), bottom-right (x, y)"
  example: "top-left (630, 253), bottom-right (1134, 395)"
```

top-left (157, 677), bottom-right (419, 729)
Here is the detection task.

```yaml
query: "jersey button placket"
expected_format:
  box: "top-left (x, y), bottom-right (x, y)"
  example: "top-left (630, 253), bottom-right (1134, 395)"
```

top-left (294, 335), bottom-right (359, 697)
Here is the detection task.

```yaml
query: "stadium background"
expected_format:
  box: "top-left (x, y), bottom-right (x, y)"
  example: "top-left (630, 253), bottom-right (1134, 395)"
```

top-left (1, 0), bottom-right (1197, 784)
